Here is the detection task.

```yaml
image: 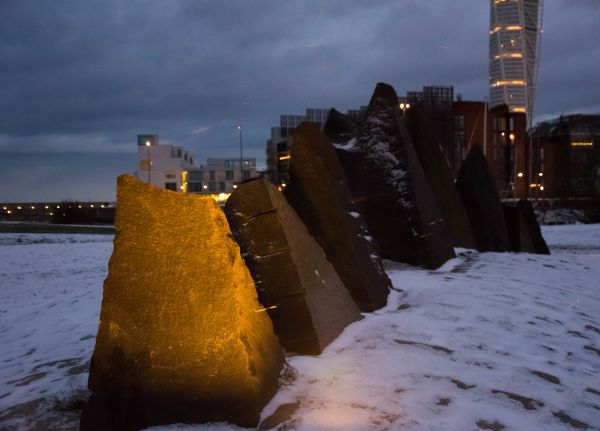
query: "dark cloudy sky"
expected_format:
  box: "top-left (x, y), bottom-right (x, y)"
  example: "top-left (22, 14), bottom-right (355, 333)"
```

top-left (1, 0), bottom-right (599, 202)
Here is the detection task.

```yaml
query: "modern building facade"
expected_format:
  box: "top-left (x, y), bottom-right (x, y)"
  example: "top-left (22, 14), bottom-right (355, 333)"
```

top-left (530, 115), bottom-right (600, 199)
top-left (404, 86), bottom-right (457, 170)
top-left (453, 101), bottom-right (528, 198)
top-left (266, 108), bottom-right (331, 184)
top-left (489, 0), bottom-right (544, 127)
top-left (134, 134), bottom-right (195, 192)
top-left (186, 158), bottom-right (258, 195)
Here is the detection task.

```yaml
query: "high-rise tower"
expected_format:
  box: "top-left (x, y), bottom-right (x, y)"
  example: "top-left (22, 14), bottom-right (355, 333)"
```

top-left (489, 0), bottom-right (543, 127)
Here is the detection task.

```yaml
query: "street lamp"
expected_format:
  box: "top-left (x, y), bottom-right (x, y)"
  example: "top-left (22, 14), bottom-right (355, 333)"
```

top-left (399, 103), bottom-right (410, 119)
top-left (145, 140), bottom-right (152, 183)
top-left (238, 125), bottom-right (243, 184)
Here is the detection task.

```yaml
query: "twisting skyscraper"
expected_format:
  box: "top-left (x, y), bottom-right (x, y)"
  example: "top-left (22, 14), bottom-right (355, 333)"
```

top-left (489, 0), bottom-right (544, 127)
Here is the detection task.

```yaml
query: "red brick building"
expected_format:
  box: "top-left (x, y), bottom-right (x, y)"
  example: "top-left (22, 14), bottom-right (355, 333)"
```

top-left (453, 101), bottom-right (528, 199)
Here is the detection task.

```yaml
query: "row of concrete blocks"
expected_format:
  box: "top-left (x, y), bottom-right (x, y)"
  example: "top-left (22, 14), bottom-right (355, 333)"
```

top-left (80, 82), bottom-right (549, 430)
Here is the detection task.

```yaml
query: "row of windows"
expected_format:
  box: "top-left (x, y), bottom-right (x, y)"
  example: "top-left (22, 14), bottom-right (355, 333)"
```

top-left (188, 182), bottom-right (227, 193)
top-left (490, 59), bottom-right (526, 81)
top-left (223, 160), bottom-right (256, 168)
top-left (171, 148), bottom-right (193, 164)
top-left (188, 170), bottom-right (251, 181)
top-left (280, 115), bottom-right (306, 129)
top-left (492, 3), bottom-right (520, 26)
top-left (490, 32), bottom-right (523, 57)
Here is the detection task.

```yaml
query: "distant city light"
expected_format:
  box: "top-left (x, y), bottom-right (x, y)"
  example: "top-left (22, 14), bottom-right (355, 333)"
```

top-left (517, 172), bottom-right (524, 178)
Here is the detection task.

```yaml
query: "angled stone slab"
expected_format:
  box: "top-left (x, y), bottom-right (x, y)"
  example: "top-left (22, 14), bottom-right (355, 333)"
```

top-left (80, 175), bottom-right (284, 430)
top-left (517, 200), bottom-right (550, 254)
top-left (406, 107), bottom-right (477, 250)
top-left (322, 108), bottom-right (359, 145)
top-left (285, 122), bottom-right (390, 312)
top-left (503, 204), bottom-right (523, 252)
top-left (224, 178), bottom-right (362, 355)
top-left (456, 147), bottom-right (511, 252)
top-left (322, 109), bottom-right (370, 202)
top-left (504, 200), bottom-right (550, 254)
top-left (340, 82), bottom-right (455, 268)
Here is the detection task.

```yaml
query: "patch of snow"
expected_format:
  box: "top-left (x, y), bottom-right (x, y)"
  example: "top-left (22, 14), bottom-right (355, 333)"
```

top-left (1, 225), bottom-right (599, 430)
top-left (333, 138), bottom-right (358, 151)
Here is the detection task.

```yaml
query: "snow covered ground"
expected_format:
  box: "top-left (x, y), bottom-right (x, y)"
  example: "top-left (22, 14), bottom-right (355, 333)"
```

top-left (0, 225), bottom-right (599, 430)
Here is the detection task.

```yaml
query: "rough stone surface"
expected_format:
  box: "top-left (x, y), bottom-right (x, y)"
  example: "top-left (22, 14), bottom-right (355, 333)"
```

top-left (517, 200), bottom-right (550, 254)
top-left (285, 122), bottom-right (390, 311)
top-left (406, 107), bottom-right (477, 249)
top-left (80, 175), bottom-right (284, 430)
top-left (322, 108), bottom-right (359, 144)
top-left (504, 200), bottom-right (550, 254)
top-left (456, 147), bottom-right (511, 252)
top-left (224, 178), bottom-right (362, 355)
top-left (503, 204), bottom-right (523, 252)
top-left (334, 82), bottom-right (455, 268)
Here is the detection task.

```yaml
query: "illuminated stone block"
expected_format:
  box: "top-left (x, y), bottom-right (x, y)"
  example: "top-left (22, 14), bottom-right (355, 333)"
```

top-left (225, 178), bottom-right (362, 355)
top-left (456, 147), bottom-right (511, 252)
top-left (285, 122), bottom-right (390, 312)
top-left (80, 175), bottom-right (284, 430)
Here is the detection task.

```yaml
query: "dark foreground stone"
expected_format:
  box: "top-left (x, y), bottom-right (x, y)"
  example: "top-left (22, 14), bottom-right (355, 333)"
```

top-left (322, 108), bottom-right (359, 144)
top-left (285, 122), bottom-right (390, 311)
top-left (456, 147), bottom-right (511, 252)
top-left (517, 200), bottom-right (550, 254)
top-left (80, 175), bottom-right (284, 430)
top-left (406, 107), bottom-right (477, 249)
top-left (504, 200), bottom-right (550, 254)
top-left (503, 204), bottom-right (525, 252)
top-left (225, 178), bottom-right (362, 355)
top-left (335, 82), bottom-right (455, 268)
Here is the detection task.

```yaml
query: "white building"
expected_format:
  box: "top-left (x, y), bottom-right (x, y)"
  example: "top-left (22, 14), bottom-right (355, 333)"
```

top-left (134, 134), bottom-right (195, 192)
top-left (186, 158), bottom-right (258, 195)
top-left (489, 0), bottom-right (544, 127)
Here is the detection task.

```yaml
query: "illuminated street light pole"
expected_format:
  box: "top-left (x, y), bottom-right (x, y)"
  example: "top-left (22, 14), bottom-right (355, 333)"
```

top-left (238, 125), bottom-right (243, 183)
top-left (145, 140), bottom-right (152, 184)
top-left (399, 102), bottom-right (410, 119)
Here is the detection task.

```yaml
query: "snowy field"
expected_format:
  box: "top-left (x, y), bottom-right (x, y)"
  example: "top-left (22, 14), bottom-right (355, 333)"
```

top-left (0, 225), bottom-right (599, 430)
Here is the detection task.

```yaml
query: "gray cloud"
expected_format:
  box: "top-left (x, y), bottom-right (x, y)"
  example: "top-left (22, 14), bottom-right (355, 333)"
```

top-left (1, 0), bottom-right (598, 201)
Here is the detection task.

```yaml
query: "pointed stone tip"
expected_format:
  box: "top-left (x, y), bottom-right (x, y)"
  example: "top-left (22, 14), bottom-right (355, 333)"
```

top-left (368, 82), bottom-right (399, 110)
top-left (323, 109), bottom-right (356, 140)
